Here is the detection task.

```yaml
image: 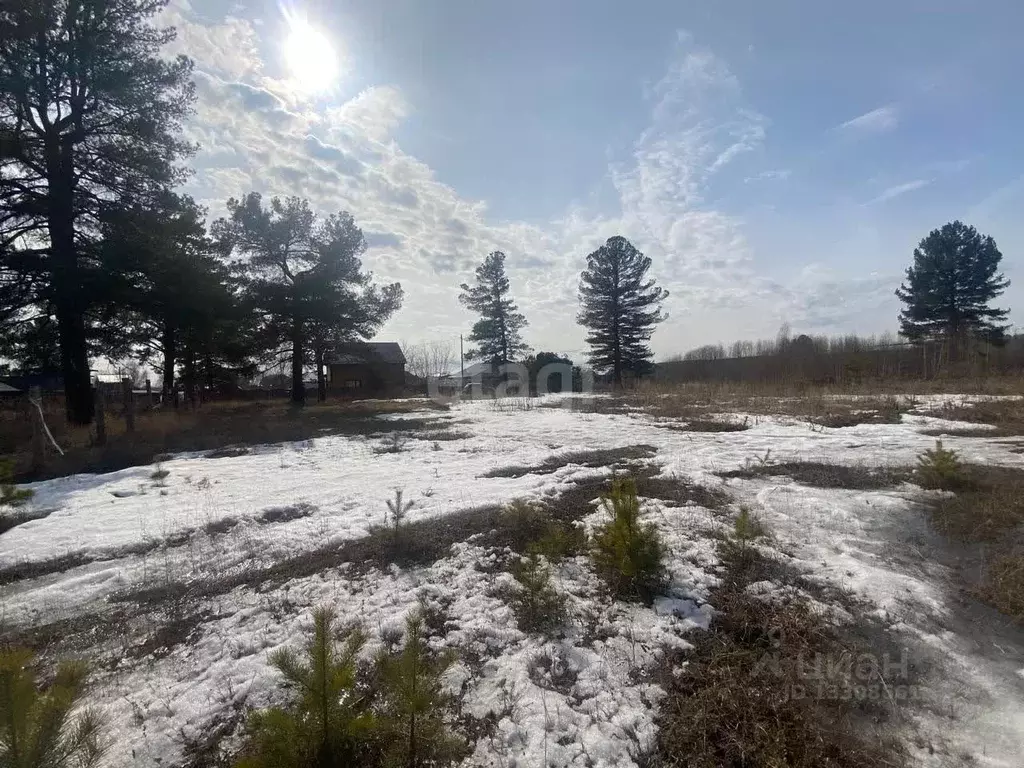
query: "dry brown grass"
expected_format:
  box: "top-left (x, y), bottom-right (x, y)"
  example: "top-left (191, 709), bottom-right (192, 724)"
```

top-left (929, 466), bottom-right (1024, 542)
top-left (606, 381), bottom-right (917, 430)
top-left (656, 538), bottom-right (910, 768)
top-left (1, 398), bottom-right (445, 482)
top-left (926, 464), bottom-right (1024, 622)
top-left (643, 374), bottom-right (1024, 399)
top-left (922, 398), bottom-right (1024, 436)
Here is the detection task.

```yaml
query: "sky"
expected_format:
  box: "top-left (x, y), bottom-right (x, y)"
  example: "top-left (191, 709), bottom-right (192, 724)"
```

top-left (162, 0), bottom-right (1024, 362)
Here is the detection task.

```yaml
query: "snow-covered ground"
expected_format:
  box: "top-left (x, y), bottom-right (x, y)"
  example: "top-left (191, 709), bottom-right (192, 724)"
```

top-left (2, 394), bottom-right (1023, 767)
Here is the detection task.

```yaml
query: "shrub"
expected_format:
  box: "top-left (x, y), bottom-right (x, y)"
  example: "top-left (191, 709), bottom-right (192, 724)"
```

top-left (509, 554), bottom-right (568, 636)
top-left (591, 476), bottom-right (666, 600)
top-left (528, 520), bottom-right (587, 563)
top-left (0, 459), bottom-right (33, 508)
top-left (373, 433), bottom-right (408, 455)
top-left (981, 553), bottom-right (1024, 621)
top-left (235, 608), bottom-right (381, 768)
top-left (501, 498), bottom-right (547, 529)
top-left (916, 440), bottom-right (970, 490)
top-left (0, 649), bottom-right (104, 767)
top-left (150, 458), bottom-right (170, 485)
top-left (375, 613), bottom-right (465, 768)
top-left (733, 505), bottom-right (766, 544)
top-left (877, 395), bottom-right (905, 423)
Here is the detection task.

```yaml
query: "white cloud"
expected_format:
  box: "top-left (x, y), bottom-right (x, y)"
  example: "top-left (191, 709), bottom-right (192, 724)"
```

top-left (744, 169), bottom-right (792, 183)
top-left (324, 86), bottom-right (409, 143)
top-left (159, 1), bottom-right (261, 81)
top-left (169, 7), bottom-right (907, 358)
top-left (867, 178), bottom-right (931, 204)
top-left (837, 105), bottom-right (899, 135)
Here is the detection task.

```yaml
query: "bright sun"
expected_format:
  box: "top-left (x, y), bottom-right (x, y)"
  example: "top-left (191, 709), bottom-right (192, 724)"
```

top-left (283, 12), bottom-right (338, 94)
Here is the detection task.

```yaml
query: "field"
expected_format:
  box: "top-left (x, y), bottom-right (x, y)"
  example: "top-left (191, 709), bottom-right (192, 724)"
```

top-left (2, 391), bottom-right (1024, 767)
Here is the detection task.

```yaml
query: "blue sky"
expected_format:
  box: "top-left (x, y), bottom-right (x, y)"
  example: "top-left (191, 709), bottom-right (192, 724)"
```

top-left (165, 0), bottom-right (1024, 360)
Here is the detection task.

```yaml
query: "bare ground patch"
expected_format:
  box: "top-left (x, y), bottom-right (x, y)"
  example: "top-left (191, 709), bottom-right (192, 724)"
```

top-left (8, 400), bottom-right (445, 483)
top-left (719, 461), bottom-right (913, 491)
top-left (480, 444), bottom-right (657, 478)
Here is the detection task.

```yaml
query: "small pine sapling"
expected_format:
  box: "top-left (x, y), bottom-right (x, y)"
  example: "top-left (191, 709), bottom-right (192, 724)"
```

top-left (235, 608), bottom-right (380, 768)
top-left (591, 476), bottom-right (666, 601)
top-left (0, 649), bottom-right (104, 767)
top-left (916, 440), bottom-right (970, 490)
top-left (509, 554), bottom-right (568, 636)
top-left (733, 505), bottom-right (766, 546)
top-left (0, 459), bottom-right (33, 508)
top-left (528, 520), bottom-right (587, 563)
top-left (385, 490), bottom-right (415, 545)
top-left (377, 613), bottom-right (465, 768)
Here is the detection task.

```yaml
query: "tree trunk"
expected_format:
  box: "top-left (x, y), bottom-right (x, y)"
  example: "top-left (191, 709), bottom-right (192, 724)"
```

top-left (315, 345), bottom-right (327, 403)
top-left (47, 141), bottom-right (92, 424)
top-left (204, 354), bottom-right (214, 404)
top-left (161, 324), bottom-right (176, 407)
top-left (183, 346), bottom-right (197, 408)
top-left (291, 317), bottom-right (305, 406)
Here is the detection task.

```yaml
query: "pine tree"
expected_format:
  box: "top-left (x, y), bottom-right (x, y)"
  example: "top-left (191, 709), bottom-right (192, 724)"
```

top-left (591, 475), bottom-right (665, 600)
top-left (0, 0), bottom-right (196, 424)
top-left (896, 221), bottom-right (1010, 352)
top-left (577, 237), bottom-right (668, 386)
top-left (458, 252), bottom-right (529, 367)
top-left (236, 608), bottom-right (380, 768)
top-left (213, 194), bottom-right (402, 406)
top-left (100, 193), bottom-right (250, 405)
top-left (376, 613), bottom-right (463, 768)
top-left (0, 649), bottom-right (104, 767)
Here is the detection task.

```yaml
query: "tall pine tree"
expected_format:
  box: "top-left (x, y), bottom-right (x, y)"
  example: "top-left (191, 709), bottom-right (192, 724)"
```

top-left (578, 236), bottom-right (667, 386)
top-left (458, 251), bottom-right (529, 367)
top-left (896, 221), bottom-right (1010, 352)
top-left (213, 194), bottom-right (402, 406)
top-left (101, 193), bottom-right (252, 404)
top-left (0, 0), bottom-right (196, 423)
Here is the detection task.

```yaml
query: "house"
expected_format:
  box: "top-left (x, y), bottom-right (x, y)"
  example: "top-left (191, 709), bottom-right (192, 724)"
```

top-left (435, 361), bottom-right (524, 396)
top-left (326, 342), bottom-right (406, 397)
top-left (0, 372), bottom-right (64, 393)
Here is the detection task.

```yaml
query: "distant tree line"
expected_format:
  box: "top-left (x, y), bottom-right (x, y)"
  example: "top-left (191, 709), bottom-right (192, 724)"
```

top-left (663, 221), bottom-right (1013, 386)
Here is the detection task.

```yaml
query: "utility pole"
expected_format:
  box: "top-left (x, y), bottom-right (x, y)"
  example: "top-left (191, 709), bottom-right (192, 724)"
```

top-left (460, 334), bottom-right (465, 383)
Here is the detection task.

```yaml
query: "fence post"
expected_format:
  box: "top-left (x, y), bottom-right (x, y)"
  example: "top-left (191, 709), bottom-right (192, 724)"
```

top-left (29, 386), bottom-right (45, 473)
top-left (122, 379), bottom-right (135, 433)
top-left (94, 380), bottom-right (106, 446)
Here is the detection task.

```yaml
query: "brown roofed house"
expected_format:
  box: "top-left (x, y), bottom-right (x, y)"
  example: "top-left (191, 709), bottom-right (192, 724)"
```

top-left (326, 342), bottom-right (406, 397)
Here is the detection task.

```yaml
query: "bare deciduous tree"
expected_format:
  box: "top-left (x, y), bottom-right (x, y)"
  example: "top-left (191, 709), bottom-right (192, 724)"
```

top-left (402, 341), bottom-right (454, 380)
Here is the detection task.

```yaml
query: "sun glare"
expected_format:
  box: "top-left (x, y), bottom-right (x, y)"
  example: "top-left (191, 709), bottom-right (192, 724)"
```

top-left (282, 11), bottom-right (338, 94)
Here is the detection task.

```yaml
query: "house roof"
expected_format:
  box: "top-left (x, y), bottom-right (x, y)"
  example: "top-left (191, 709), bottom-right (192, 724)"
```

top-left (0, 382), bottom-right (20, 394)
top-left (438, 361), bottom-right (497, 380)
top-left (327, 342), bottom-right (406, 366)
